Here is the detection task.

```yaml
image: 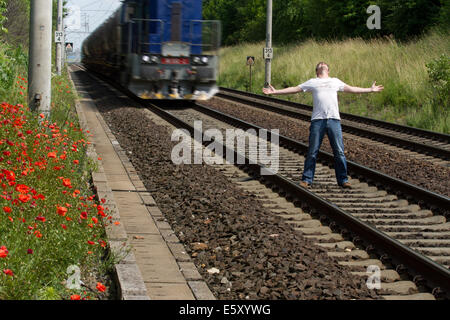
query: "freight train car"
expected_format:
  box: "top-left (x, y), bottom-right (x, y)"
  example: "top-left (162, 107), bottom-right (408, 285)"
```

top-left (82, 0), bottom-right (220, 100)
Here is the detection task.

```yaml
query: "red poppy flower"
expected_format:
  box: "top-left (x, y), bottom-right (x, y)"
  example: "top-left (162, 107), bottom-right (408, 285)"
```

top-left (27, 249), bottom-right (33, 254)
top-left (0, 246), bottom-right (8, 258)
top-left (62, 178), bottom-right (71, 187)
top-left (80, 212), bottom-right (88, 219)
top-left (35, 216), bottom-right (46, 222)
top-left (70, 294), bottom-right (81, 300)
top-left (3, 269), bottom-right (13, 276)
top-left (47, 152), bottom-right (56, 158)
top-left (87, 240), bottom-right (95, 245)
top-left (18, 194), bottom-right (31, 203)
top-left (15, 184), bottom-right (30, 194)
top-left (3, 206), bottom-right (11, 213)
top-left (57, 206), bottom-right (67, 216)
top-left (96, 282), bottom-right (106, 292)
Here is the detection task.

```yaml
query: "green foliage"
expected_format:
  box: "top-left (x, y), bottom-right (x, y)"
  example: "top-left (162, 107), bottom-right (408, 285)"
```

top-left (0, 42), bottom-right (28, 104)
top-left (2, 0), bottom-right (31, 46)
top-left (217, 30), bottom-right (449, 133)
top-left (382, 0), bottom-right (442, 40)
top-left (203, 0), bottom-right (448, 45)
top-left (37, 287), bottom-right (61, 300)
top-left (0, 0), bottom-right (7, 33)
top-left (426, 54), bottom-right (449, 111)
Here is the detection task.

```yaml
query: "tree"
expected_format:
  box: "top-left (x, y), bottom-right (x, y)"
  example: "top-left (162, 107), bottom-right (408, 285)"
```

top-left (2, 0), bottom-right (30, 46)
top-left (0, 0), bottom-right (7, 34)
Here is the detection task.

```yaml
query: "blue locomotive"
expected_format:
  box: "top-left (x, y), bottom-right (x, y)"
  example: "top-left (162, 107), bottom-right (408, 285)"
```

top-left (82, 0), bottom-right (220, 100)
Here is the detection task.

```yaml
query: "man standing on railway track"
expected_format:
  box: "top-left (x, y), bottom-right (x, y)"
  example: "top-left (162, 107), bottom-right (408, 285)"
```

top-left (262, 62), bottom-right (384, 188)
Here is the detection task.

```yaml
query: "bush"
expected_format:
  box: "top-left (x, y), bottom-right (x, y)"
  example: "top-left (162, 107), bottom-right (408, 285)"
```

top-left (426, 53), bottom-right (450, 107)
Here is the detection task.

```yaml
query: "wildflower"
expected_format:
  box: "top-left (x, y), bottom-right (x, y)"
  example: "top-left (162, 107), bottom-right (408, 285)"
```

top-left (62, 178), bottom-right (72, 188)
top-left (96, 282), bottom-right (106, 292)
top-left (73, 160), bottom-right (79, 164)
top-left (87, 241), bottom-right (95, 245)
top-left (35, 216), bottom-right (46, 222)
top-left (3, 269), bottom-right (13, 276)
top-left (47, 152), bottom-right (56, 158)
top-left (27, 249), bottom-right (33, 254)
top-left (92, 217), bottom-right (98, 224)
top-left (57, 206), bottom-right (68, 216)
top-left (80, 211), bottom-right (88, 219)
top-left (15, 184), bottom-right (30, 194)
top-left (0, 246), bottom-right (8, 258)
top-left (3, 206), bottom-right (11, 213)
top-left (114, 221), bottom-right (120, 225)
top-left (18, 194), bottom-right (31, 203)
top-left (61, 224), bottom-right (67, 230)
top-left (70, 294), bottom-right (81, 300)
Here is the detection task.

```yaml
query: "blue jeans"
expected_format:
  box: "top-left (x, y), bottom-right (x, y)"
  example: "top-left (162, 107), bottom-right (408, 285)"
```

top-left (301, 119), bottom-right (348, 185)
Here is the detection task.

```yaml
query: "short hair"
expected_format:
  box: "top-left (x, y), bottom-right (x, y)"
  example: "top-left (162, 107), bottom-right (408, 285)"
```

top-left (315, 62), bottom-right (329, 75)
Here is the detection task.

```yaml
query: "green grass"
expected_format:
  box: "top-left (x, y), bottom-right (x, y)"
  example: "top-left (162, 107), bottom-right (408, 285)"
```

top-left (218, 29), bottom-right (450, 134)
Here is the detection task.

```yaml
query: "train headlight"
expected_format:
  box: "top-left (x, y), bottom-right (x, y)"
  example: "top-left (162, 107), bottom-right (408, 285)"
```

top-left (150, 56), bottom-right (159, 63)
top-left (142, 55), bottom-right (150, 63)
top-left (193, 56), bottom-right (201, 64)
top-left (201, 56), bottom-right (208, 64)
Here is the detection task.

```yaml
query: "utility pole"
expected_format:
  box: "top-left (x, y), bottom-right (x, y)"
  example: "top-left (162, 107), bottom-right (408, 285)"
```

top-left (28, 0), bottom-right (53, 118)
top-left (56, 0), bottom-right (63, 75)
top-left (264, 0), bottom-right (273, 87)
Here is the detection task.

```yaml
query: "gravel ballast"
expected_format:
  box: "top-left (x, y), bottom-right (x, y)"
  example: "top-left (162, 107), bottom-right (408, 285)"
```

top-left (202, 98), bottom-right (450, 197)
top-left (72, 69), bottom-right (381, 300)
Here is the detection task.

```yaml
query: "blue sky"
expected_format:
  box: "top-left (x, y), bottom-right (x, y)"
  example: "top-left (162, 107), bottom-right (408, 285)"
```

top-left (64, 0), bottom-right (122, 53)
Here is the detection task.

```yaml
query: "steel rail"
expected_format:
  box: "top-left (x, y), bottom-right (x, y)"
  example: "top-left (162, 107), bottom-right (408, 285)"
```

top-left (145, 102), bottom-right (450, 298)
top-left (218, 86), bottom-right (450, 146)
top-left (78, 64), bottom-right (450, 297)
top-left (194, 102), bottom-right (450, 216)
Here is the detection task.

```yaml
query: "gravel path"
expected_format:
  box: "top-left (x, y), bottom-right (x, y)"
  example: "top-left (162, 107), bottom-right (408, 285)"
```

top-left (202, 98), bottom-right (450, 197)
top-left (73, 70), bottom-right (380, 300)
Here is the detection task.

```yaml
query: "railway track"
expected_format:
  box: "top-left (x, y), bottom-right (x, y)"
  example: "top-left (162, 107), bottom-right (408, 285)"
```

top-left (150, 103), bottom-right (450, 298)
top-left (216, 87), bottom-right (450, 167)
top-left (75, 64), bottom-right (450, 299)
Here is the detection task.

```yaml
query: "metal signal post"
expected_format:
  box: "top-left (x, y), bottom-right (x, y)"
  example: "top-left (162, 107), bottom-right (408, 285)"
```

top-left (264, 0), bottom-right (272, 88)
top-left (28, 0), bottom-right (52, 118)
top-left (56, 0), bottom-right (63, 75)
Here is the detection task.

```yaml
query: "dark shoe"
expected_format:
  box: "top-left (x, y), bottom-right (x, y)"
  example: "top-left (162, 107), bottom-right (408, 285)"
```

top-left (299, 181), bottom-right (311, 188)
top-left (339, 182), bottom-right (352, 189)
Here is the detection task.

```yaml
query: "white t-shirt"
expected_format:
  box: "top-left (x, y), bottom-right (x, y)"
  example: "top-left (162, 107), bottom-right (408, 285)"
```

top-left (298, 77), bottom-right (346, 120)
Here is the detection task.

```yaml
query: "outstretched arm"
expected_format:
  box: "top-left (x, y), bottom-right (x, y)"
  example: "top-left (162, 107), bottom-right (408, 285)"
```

top-left (344, 81), bottom-right (384, 93)
top-left (263, 84), bottom-right (303, 95)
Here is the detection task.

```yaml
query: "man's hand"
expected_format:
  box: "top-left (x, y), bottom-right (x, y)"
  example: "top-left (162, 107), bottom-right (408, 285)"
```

top-left (371, 81), bottom-right (384, 92)
top-left (262, 84), bottom-right (277, 95)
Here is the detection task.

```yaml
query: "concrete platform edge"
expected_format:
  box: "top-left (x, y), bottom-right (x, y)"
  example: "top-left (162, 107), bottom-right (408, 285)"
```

top-left (68, 69), bottom-right (150, 300)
